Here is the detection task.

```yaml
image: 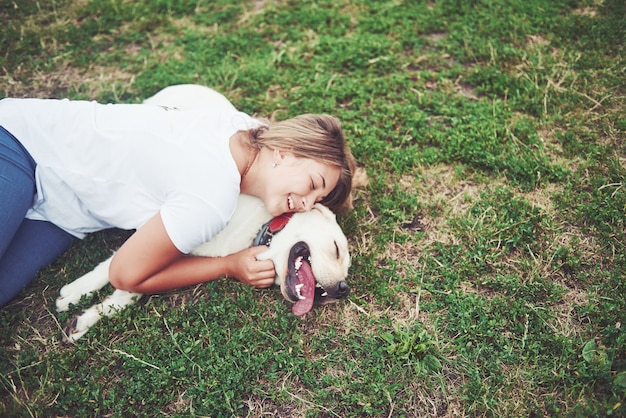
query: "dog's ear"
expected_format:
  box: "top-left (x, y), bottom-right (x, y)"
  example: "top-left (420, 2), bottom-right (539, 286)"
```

top-left (313, 203), bottom-right (337, 221)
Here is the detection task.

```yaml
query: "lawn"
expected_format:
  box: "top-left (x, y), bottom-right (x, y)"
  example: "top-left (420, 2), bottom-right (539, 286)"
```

top-left (1, 0), bottom-right (624, 416)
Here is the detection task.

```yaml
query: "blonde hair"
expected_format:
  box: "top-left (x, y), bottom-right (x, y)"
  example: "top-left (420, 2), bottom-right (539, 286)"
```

top-left (246, 114), bottom-right (355, 213)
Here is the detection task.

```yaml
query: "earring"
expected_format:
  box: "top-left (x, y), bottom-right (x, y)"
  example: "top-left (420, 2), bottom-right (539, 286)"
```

top-left (272, 161), bottom-right (278, 168)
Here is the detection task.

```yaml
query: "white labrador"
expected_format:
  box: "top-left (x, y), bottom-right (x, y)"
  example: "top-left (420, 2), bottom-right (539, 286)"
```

top-left (55, 85), bottom-right (351, 342)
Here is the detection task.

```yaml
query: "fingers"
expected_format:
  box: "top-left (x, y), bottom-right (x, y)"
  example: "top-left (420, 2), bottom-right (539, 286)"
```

top-left (229, 246), bottom-right (276, 288)
top-left (248, 257), bottom-right (275, 289)
top-left (251, 277), bottom-right (275, 289)
top-left (247, 246), bottom-right (274, 271)
top-left (248, 245), bottom-right (269, 259)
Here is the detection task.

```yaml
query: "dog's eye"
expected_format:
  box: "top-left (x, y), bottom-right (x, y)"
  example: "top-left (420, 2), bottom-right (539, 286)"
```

top-left (334, 241), bottom-right (340, 259)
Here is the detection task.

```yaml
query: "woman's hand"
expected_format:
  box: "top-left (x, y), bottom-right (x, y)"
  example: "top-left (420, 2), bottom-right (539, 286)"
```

top-left (109, 212), bottom-right (276, 293)
top-left (223, 246), bottom-right (276, 288)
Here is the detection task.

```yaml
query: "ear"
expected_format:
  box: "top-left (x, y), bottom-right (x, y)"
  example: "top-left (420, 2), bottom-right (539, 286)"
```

top-left (314, 203), bottom-right (337, 221)
top-left (273, 149), bottom-right (297, 166)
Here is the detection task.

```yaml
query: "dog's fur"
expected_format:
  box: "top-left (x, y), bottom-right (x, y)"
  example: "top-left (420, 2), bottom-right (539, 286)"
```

top-left (56, 85), bottom-right (352, 342)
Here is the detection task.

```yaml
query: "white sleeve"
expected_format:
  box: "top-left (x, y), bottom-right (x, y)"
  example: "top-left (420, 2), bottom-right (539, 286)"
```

top-left (160, 193), bottom-right (235, 254)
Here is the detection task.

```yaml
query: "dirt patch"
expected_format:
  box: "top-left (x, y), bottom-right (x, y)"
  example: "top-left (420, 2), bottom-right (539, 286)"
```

top-left (550, 287), bottom-right (590, 338)
top-left (2, 61), bottom-right (138, 99)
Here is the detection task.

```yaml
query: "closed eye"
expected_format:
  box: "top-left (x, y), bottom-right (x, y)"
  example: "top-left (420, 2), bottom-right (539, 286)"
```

top-left (334, 241), bottom-right (340, 259)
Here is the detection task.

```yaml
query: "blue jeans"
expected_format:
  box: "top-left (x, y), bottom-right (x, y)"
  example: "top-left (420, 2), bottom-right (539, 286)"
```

top-left (0, 126), bottom-right (76, 307)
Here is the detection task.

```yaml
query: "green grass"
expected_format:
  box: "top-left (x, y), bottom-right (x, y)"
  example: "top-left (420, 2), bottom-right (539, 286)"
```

top-left (1, 0), bottom-right (625, 416)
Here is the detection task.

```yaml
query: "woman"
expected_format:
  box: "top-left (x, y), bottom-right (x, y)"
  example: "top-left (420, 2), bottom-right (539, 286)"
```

top-left (0, 89), bottom-right (355, 307)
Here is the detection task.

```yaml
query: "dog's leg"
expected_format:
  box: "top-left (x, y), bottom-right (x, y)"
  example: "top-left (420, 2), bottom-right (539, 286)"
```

top-left (56, 255), bottom-right (114, 312)
top-left (63, 289), bottom-right (143, 343)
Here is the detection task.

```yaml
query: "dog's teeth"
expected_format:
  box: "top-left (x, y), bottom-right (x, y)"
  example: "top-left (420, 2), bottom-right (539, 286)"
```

top-left (316, 283), bottom-right (322, 288)
top-left (294, 256), bottom-right (303, 271)
top-left (295, 283), bottom-right (306, 300)
top-left (321, 292), bottom-right (328, 297)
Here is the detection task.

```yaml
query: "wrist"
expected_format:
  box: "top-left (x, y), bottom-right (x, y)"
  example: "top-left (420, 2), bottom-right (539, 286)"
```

top-left (220, 254), bottom-right (235, 278)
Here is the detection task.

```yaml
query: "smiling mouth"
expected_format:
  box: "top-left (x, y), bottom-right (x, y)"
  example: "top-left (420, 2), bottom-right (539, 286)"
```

top-left (286, 241), bottom-right (329, 316)
top-left (283, 240), bottom-right (350, 315)
top-left (287, 195), bottom-right (295, 211)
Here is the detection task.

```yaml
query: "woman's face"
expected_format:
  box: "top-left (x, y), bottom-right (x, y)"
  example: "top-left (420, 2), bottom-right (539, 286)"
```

top-left (262, 152), bottom-right (341, 216)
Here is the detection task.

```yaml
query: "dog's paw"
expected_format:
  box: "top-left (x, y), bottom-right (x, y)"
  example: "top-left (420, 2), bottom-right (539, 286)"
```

top-left (62, 316), bottom-right (83, 343)
top-left (56, 280), bottom-right (100, 312)
top-left (62, 308), bottom-right (102, 343)
top-left (56, 286), bottom-right (84, 312)
top-left (56, 295), bottom-right (78, 313)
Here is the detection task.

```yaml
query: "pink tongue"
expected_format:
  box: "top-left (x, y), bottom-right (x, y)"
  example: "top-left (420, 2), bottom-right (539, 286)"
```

top-left (292, 261), bottom-right (315, 316)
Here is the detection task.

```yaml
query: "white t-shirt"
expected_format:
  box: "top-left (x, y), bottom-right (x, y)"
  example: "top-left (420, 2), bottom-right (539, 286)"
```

top-left (0, 96), bottom-right (261, 254)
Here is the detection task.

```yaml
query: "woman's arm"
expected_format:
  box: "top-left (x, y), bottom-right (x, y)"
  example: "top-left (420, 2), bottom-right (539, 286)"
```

top-left (109, 212), bottom-right (276, 293)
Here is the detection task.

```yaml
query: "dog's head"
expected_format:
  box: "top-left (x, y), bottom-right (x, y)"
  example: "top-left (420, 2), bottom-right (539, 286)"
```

top-left (255, 203), bottom-right (351, 316)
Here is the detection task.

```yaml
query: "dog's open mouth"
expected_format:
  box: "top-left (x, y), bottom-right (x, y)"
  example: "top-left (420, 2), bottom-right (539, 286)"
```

top-left (286, 241), bottom-right (328, 316)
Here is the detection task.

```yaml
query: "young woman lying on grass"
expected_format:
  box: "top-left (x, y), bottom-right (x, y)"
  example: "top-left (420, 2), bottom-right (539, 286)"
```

top-left (0, 86), bottom-right (355, 307)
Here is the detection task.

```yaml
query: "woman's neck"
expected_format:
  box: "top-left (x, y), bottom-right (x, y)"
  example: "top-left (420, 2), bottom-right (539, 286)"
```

top-left (229, 132), bottom-right (257, 180)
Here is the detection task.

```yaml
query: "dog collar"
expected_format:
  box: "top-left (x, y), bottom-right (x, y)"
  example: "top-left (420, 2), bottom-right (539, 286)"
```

top-left (253, 212), bottom-right (294, 247)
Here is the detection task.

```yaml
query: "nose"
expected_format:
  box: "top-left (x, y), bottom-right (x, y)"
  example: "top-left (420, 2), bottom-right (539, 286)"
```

top-left (336, 280), bottom-right (350, 298)
top-left (300, 195), bottom-right (315, 212)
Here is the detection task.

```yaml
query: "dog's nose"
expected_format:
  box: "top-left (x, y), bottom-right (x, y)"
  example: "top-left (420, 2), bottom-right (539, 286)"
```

top-left (336, 280), bottom-right (350, 298)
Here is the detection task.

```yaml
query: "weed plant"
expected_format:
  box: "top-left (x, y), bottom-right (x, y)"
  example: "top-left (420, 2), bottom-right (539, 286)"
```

top-left (1, 0), bottom-right (625, 416)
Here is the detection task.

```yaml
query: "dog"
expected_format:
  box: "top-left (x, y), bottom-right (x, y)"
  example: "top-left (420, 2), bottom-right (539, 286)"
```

top-left (55, 85), bottom-right (352, 342)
